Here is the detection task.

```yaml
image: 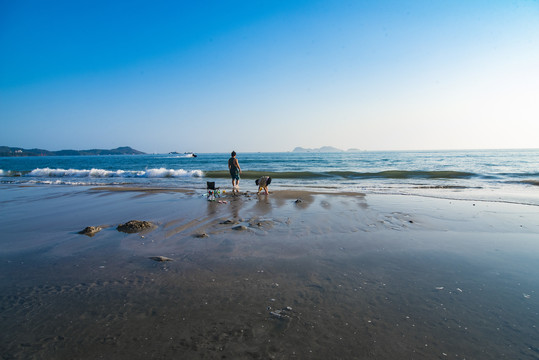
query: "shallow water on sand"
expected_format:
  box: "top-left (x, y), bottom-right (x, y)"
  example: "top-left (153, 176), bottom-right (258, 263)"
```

top-left (1, 185), bottom-right (538, 359)
top-left (2, 149), bottom-right (539, 206)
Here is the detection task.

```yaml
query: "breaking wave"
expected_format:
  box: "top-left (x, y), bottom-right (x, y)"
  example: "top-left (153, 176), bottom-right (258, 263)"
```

top-left (328, 170), bottom-right (476, 179)
top-left (204, 170), bottom-right (476, 180)
top-left (520, 180), bottom-right (539, 186)
top-left (26, 180), bottom-right (127, 186)
top-left (24, 168), bottom-right (203, 178)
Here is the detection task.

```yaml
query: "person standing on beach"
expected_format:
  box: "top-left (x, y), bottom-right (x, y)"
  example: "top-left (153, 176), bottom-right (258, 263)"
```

top-left (228, 151), bottom-right (241, 190)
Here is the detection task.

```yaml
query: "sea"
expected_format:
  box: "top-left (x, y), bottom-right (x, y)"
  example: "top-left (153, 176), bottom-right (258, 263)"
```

top-left (2, 149), bottom-right (539, 359)
top-left (1, 149), bottom-right (538, 205)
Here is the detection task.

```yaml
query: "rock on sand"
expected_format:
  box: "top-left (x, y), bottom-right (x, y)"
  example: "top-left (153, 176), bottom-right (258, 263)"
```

top-left (117, 220), bottom-right (154, 233)
top-left (233, 225), bottom-right (248, 231)
top-left (78, 226), bottom-right (102, 237)
top-left (149, 256), bottom-right (174, 262)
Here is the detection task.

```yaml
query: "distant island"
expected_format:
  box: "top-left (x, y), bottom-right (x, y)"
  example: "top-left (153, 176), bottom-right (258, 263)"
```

top-left (292, 146), bottom-right (362, 153)
top-left (0, 146), bottom-right (145, 157)
top-left (293, 146), bottom-right (342, 153)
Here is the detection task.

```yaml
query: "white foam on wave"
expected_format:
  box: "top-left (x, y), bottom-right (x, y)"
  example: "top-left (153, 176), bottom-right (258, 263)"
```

top-left (28, 168), bottom-right (126, 178)
top-left (145, 168), bottom-right (203, 178)
top-left (27, 180), bottom-right (115, 186)
top-left (27, 167), bottom-right (203, 178)
top-left (0, 169), bottom-right (22, 176)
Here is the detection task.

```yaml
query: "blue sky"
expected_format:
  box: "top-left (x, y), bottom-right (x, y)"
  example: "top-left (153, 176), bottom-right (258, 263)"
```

top-left (1, 0), bottom-right (538, 153)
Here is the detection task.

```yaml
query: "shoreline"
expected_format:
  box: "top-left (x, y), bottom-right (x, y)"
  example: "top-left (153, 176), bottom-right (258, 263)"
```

top-left (86, 183), bottom-right (539, 207)
top-left (1, 184), bottom-right (538, 359)
top-left (89, 185), bottom-right (367, 198)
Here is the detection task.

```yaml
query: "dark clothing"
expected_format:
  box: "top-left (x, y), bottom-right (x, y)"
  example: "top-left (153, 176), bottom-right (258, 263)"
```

top-left (229, 157), bottom-right (240, 180)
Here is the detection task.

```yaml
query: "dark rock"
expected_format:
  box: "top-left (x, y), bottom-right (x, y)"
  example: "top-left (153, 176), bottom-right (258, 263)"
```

top-left (78, 226), bottom-right (102, 237)
top-left (117, 220), bottom-right (154, 233)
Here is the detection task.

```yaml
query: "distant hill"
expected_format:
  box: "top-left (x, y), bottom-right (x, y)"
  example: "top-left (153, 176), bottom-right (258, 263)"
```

top-left (292, 146), bottom-right (343, 153)
top-left (0, 146), bottom-right (145, 157)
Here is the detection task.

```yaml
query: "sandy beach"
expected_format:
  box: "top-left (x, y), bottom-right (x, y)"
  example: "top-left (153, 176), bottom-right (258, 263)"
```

top-left (1, 184), bottom-right (538, 359)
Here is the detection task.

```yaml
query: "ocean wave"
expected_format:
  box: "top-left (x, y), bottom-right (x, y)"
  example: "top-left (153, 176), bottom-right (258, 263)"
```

top-left (328, 170), bottom-right (476, 179)
top-left (0, 170), bottom-right (23, 177)
top-left (412, 185), bottom-right (476, 189)
top-left (204, 170), bottom-right (326, 179)
top-left (520, 180), bottom-right (539, 186)
top-left (23, 167), bottom-right (203, 178)
top-left (27, 180), bottom-right (127, 186)
top-left (204, 170), bottom-right (476, 180)
top-left (500, 172), bottom-right (539, 178)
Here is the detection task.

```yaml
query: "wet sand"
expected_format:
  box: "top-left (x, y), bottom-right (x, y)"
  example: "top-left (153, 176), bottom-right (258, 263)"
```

top-left (1, 185), bottom-right (539, 359)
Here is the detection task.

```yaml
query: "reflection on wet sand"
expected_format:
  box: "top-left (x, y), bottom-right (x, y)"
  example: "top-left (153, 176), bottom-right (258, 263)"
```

top-left (0, 186), bottom-right (538, 359)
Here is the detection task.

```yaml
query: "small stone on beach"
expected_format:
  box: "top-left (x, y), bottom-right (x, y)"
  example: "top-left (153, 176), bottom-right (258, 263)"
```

top-left (233, 225), bottom-right (248, 231)
top-left (220, 219), bottom-right (239, 225)
top-left (270, 310), bottom-right (288, 319)
top-left (78, 226), bottom-right (102, 237)
top-left (149, 256), bottom-right (174, 262)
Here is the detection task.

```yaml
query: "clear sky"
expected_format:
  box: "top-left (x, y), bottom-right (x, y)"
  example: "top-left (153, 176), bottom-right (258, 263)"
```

top-left (1, 0), bottom-right (538, 153)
